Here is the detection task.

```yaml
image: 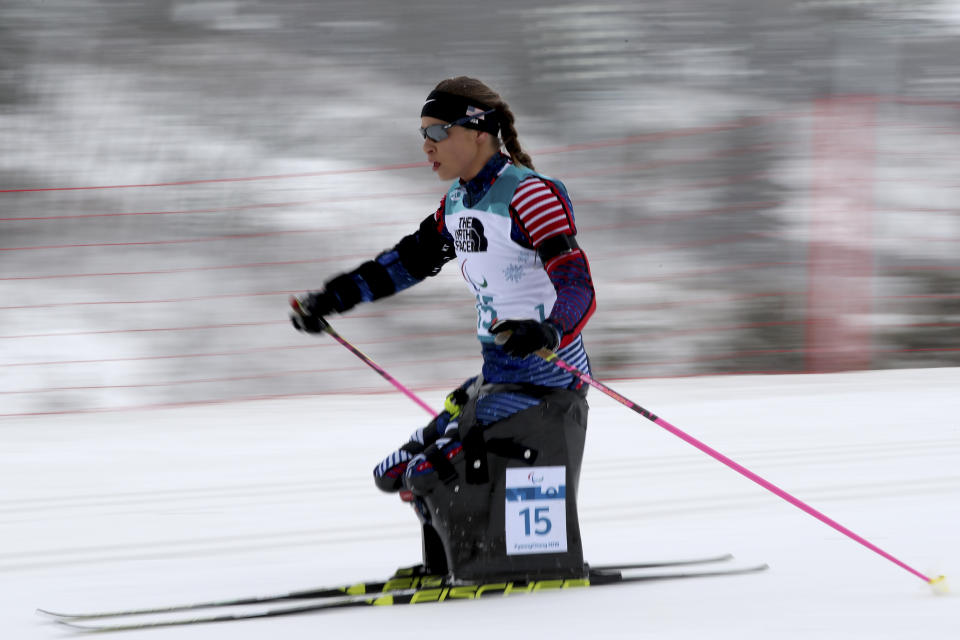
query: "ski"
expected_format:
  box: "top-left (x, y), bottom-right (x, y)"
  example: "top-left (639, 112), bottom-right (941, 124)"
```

top-left (590, 552), bottom-right (732, 572)
top-left (50, 562), bottom-right (768, 632)
top-left (37, 576), bottom-right (403, 621)
top-left (37, 553), bottom-right (733, 621)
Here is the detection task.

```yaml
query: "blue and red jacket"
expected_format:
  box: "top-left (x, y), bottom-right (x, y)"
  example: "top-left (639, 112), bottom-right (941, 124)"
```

top-left (323, 152), bottom-right (595, 391)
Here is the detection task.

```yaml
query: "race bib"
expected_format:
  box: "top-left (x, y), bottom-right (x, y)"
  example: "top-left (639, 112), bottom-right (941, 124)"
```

top-left (504, 466), bottom-right (567, 555)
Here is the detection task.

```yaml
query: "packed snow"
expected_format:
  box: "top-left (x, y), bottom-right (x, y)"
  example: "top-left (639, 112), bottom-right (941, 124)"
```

top-left (2, 368), bottom-right (958, 639)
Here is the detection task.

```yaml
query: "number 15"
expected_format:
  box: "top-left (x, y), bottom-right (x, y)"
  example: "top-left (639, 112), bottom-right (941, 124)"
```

top-left (519, 507), bottom-right (552, 536)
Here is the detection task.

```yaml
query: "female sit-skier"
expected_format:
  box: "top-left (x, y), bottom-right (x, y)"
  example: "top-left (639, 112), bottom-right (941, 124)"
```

top-left (290, 76), bottom-right (596, 583)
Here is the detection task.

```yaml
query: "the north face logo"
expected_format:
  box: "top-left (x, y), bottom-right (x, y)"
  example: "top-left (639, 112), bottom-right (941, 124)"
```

top-left (455, 217), bottom-right (488, 252)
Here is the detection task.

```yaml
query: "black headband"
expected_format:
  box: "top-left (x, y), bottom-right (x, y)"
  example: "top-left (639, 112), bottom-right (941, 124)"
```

top-left (421, 90), bottom-right (500, 135)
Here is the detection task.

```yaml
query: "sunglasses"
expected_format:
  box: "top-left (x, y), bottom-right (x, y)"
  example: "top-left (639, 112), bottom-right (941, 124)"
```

top-left (420, 108), bottom-right (497, 142)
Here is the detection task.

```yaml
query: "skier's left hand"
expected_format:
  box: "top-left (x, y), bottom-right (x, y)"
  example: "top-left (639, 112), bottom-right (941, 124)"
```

top-left (490, 319), bottom-right (560, 358)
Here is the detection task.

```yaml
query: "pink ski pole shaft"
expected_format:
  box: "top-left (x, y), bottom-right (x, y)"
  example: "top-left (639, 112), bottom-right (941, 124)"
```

top-left (318, 318), bottom-right (438, 418)
top-left (537, 349), bottom-right (939, 585)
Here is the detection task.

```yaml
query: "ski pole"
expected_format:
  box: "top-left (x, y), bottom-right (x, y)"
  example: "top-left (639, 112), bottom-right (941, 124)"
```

top-left (311, 315), bottom-right (438, 418)
top-left (533, 348), bottom-right (947, 591)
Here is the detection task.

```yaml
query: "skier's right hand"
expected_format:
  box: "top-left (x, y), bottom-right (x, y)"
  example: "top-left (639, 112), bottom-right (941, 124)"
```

top-left (289, 292), bottom-right (335, 333)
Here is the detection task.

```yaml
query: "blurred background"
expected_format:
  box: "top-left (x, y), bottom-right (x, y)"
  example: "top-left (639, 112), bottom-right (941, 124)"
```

top-left (1, 0), bottom-right (958, 416)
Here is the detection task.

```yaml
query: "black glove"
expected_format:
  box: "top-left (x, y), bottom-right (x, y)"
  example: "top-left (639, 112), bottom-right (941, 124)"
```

top-left (489, 319), bottom-right (560, 358)
top-left (289, 292), bottom-right (335, 333)
top-left (290, 269), bottom-right (371, 333)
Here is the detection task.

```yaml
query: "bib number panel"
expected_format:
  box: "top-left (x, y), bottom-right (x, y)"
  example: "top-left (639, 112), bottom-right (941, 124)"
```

top-left (504, 466), bottom-right (568, 555)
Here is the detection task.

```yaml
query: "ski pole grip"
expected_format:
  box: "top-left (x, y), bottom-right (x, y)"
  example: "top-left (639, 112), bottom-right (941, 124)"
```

top-left (290, 295), bottom-right (332, 332)
top-left (493, 329), bottom-right (556, 361)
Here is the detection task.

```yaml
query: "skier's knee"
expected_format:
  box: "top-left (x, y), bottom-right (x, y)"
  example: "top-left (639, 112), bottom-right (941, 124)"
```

top-left (371, 387), bottom-right (467, 493)
top-left (373, 439), bottom-right (424, 493)
top-left (402, 437), bottom-right (463, 496)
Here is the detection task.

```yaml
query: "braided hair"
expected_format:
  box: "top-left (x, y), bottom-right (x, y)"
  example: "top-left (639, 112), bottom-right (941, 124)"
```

top-left (432, 76), bottom-right (536, 171)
